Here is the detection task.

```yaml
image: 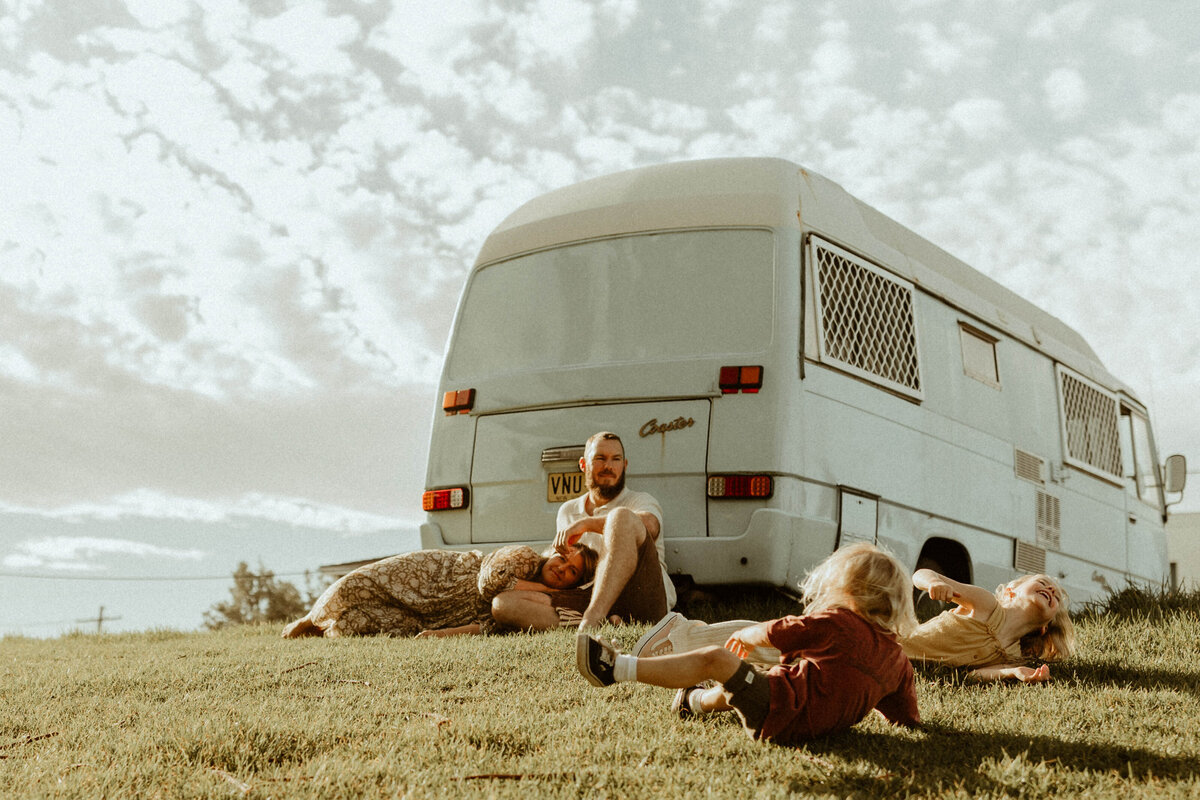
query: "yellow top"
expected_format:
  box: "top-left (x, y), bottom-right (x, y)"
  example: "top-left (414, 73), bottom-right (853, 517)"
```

top-left (901, 605), bottom-right (1022, 667)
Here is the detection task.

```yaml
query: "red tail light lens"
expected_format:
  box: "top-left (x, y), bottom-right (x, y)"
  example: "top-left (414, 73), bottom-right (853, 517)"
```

top-left (707, 474), bottom-right (773, 499)
top-left (442, 388), bottom-right (475, 415)
top-left (719, 366), bottom-right (763, 394)
top-left (422, 487), bottom-right (468, 511)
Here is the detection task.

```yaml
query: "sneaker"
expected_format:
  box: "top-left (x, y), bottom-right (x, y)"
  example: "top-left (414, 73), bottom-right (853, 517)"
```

top-left (632, 611), bottom-right (684, 658)
top-left (671, 685), bottom-right (702, 719)
top-left (577, 632), bottom-right (619, 687)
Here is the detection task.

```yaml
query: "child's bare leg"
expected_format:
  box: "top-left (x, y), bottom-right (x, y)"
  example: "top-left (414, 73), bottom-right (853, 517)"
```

top-left (695, 684), bottom-right (734, 712)
top-left (633, 645), bottom-right (744, 689)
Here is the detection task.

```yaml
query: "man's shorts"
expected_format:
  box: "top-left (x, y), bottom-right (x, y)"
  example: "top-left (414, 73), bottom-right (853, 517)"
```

top-left (546, 533), bottom-right (667, 624)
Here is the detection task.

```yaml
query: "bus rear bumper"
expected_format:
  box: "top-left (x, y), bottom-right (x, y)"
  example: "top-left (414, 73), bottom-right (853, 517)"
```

top-left (665, 509), bottom-right (838, 593)
top-left (422, 509), bottom-right (838, 595)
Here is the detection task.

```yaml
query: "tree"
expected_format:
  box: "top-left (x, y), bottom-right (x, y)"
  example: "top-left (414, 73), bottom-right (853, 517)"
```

top-left (203, 562), bottom-right (322, 630)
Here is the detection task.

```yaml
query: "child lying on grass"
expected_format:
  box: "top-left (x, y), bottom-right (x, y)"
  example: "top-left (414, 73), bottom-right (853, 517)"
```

top-left (900, 569), bottom-right (1075, 682)
top-left (576, 543), bottom-right (921, 745)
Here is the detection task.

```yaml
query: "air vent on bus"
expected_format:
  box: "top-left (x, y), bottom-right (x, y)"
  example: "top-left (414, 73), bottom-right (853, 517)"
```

top-left (1036, 490), bottom-right (1061, 550)
top-left (1014, 540), bottom-right (1047, 574)
top-left (1014, 449), bottom-right (1046, 484)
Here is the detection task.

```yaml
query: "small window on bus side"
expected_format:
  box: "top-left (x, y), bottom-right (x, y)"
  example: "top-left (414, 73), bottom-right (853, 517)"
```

top-left (959, 322), bottom-right (1000, 388)
top-left (1118, 405), bottom-right (1162, 511)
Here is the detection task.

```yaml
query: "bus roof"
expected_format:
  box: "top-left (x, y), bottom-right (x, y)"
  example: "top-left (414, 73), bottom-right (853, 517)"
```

top-left (476, 157), bottom-right (1130, 398)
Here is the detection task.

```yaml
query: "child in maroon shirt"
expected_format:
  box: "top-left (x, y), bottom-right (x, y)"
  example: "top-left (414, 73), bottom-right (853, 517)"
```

top-left (577, 543), bottom-right (920, 744)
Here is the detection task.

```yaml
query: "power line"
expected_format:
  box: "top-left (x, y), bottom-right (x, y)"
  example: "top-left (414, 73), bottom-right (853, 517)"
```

top-left (0, 570), bottom-right (314, 582)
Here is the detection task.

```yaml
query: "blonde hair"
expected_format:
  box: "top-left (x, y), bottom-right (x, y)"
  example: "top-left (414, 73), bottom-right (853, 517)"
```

top-left (800, 543), bottom-right (917, 637)
top-left (996, 574), bottom-right (1076, 661)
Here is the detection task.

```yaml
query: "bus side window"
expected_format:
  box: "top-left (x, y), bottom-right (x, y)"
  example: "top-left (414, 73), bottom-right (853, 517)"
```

top-left (1119, 406), bottom-right (1162, 511)
top-left (959, 322), bottom-right (1000, 388)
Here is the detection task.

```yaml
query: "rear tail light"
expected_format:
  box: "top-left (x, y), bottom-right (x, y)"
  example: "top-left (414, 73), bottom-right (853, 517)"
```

top-left (719, 365), bottom-right (763, 394)
top-left (442, 389), bottom-right (475, 415)
top-left (422, 487), bottom-right (469, 511)
top-left (707, 474), bottom-right (773, 499)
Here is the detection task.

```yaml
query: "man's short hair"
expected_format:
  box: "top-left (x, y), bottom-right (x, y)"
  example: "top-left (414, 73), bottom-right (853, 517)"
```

top-left (584, 431), bottom-right (624, 460)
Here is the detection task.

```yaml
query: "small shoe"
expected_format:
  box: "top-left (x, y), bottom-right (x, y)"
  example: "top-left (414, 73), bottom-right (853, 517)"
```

top-left (671, 685), bottom-right (703, 719)
top-left (632, 611), bottom-right (684, 658)
top-left (577, 632), bottom-right (619, 687)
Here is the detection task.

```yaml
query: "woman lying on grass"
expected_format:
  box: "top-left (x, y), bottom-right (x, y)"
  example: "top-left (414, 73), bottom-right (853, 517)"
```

top-left (281, 544), bottom-right (598, 638)
top-left (577, 543), bottom-right (921, 745)
top-left (899, 569), bottom-right (1075, 683)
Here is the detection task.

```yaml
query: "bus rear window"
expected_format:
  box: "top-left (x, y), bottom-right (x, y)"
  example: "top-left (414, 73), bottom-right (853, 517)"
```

top-left (446, 230), bottom-right (775, 380)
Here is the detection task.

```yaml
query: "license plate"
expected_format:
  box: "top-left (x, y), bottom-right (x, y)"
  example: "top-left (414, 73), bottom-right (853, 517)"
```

top-left (547, 471), bottom-right (586, 502)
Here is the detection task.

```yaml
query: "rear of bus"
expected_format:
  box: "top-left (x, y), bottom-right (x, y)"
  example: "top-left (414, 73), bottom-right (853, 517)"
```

top-left (420, 158), bottom-right (826, 591)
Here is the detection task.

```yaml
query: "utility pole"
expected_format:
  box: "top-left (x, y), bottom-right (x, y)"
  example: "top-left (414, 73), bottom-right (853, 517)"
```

top-left (76, 605), bottom-right (122, 634)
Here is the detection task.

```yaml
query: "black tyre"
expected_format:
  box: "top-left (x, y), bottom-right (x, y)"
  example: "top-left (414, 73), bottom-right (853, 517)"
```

top-left (913, 555), bottom-right (951, 623)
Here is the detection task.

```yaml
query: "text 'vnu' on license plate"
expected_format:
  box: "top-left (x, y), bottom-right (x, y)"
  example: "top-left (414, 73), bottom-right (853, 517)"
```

top-left (547, 471), bottom-right (586, 502)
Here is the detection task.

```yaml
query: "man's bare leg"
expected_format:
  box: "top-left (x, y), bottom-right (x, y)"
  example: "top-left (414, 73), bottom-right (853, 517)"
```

top-left (579, 507), bottom-right (645, 630)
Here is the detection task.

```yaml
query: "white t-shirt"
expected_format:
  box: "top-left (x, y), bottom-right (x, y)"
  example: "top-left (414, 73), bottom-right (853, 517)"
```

top-left (557, 487), bottom-right (675, 609)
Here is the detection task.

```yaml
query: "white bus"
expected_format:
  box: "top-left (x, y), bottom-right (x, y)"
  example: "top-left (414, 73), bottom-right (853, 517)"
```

top-left (419, 157), bottom-right (1187, 607)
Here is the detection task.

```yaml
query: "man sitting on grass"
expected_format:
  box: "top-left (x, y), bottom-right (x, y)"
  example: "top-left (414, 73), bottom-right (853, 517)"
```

top-left (491, 431), bottom-right (673, 632)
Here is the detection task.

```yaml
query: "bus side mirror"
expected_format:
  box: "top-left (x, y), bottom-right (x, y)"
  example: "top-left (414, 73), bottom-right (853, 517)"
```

top-left (1164, 454), bottom-right (1187, 495)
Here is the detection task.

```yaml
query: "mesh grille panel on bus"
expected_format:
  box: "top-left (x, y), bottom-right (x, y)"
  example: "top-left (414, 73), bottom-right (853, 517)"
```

top-left (1057, 366), bottom-right (1122, 480)
top-left (811, 237), bottom-right (922, 399)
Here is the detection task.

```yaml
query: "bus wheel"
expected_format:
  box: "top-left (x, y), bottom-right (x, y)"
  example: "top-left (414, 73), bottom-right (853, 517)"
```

top-left (913, 555), bottom-right (950, 622)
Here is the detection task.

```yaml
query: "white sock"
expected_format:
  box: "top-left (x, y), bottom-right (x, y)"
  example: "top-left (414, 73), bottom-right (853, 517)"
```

top-left (614, 654), bottom-right (638, 683)
top-left (688, 689), bottom-right (707, 715)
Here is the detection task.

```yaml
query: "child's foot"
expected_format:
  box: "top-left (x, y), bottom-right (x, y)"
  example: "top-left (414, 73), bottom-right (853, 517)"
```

top-left (577, 632), bottom-right (619, 687)
top-left (633, 611), bottom-right (684, 658)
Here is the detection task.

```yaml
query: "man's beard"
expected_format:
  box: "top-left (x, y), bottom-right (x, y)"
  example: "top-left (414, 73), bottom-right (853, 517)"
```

top-left (588, 469), bottom-right (625, 501)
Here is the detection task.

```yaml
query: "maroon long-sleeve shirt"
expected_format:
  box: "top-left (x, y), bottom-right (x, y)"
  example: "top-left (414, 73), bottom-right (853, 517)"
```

top-left (759, 608), bottom-right (920, 743)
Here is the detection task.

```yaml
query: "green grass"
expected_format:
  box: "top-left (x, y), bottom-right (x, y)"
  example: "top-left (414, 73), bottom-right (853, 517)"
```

top-left (2, 589), bottom-right (1199, 799)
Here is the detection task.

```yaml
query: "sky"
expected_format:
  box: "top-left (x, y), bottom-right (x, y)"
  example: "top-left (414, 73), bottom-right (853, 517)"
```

top-left (2, 0), bottom-right (1198, 637)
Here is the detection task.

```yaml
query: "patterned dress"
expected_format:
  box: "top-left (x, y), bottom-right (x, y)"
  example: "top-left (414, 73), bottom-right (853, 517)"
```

top-left (304, 545), bottom-right (543, 637)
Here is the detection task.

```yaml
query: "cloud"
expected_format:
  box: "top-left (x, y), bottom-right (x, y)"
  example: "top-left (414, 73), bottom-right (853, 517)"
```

top-left (2, 535), bottom-right (206, 572)
top-left (1104, 15), bottom-right (1162, 57)
top-left (947, 97), bottom-right (1010, 139)
top-left (1027, 1), bottom-right (1093, 40)
top-left (0, 488), bottom-right (419, 534)
top-left (809, 18), bottom-right (857, 85)
top-left (1043, 67), bottom-right (1089, 120)
top-left (899, 21), bottom-right (992, 74)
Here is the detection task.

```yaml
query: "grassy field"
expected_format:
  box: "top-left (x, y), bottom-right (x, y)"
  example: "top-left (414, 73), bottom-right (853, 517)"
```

top-left (2, 589), bottom-right (1199, 799)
